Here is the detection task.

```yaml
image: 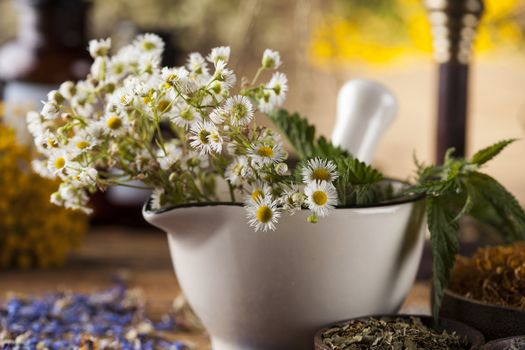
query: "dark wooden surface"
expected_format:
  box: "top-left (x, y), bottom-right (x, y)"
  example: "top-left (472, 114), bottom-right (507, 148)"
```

top-left (0, 227), bottom-right (431, 349)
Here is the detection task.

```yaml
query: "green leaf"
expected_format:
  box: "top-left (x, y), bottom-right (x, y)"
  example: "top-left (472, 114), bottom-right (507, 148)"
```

top-left (268, 109), bottom-right (348, 159)
top-left (467, 171), bottom-right (525, 242)
top-left (427, 196), bottom-right (460, 319)
top-left (470, 139), bottom-right (517, 166)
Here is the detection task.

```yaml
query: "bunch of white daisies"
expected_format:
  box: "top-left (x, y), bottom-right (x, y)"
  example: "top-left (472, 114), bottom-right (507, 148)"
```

top-left (28, 33), bottom-right (341, 231)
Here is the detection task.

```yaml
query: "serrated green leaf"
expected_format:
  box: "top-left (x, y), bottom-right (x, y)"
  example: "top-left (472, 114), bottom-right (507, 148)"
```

top-left (467, 171), bottom-right (525, 242)
top-left (470, 139), bottom-right (517, 166)
top-left (427, 196), bottom-right (460, 320)
top-left (268, 109), bottom-right (348, 159)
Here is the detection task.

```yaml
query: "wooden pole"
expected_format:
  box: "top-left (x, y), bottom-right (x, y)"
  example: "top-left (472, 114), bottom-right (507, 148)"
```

top-left (425, 0), bottom-right (484, 162)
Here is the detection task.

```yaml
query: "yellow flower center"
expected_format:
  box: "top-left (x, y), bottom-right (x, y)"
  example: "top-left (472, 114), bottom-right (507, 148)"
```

top-left (142, 41), bottom-right (156, 51)
top-left (257, 146), bottom-right (274, 158)
top-left (312, 190), bottom-right (328, 206)
top-left (107, 116), bottom-right (122, 130)
top-left (256, 205), bottom-right (273, 223)
top-left (47, 138), bottom-right (58, 148)
top-left (157, 99), bottom-right (171, 113)
top-left (232, 103), bottom-right (247, 121)
top-left (180, 109), bottom-right (194, 121)
top-left (312, 168), bottom-right (330, 181)
top-left (198, 130), bottom-right (210, 144)
top-left (251, 189), bottom-right (264, 202)
top-left (54, 157), bottom-right (66, 169)
top-left (76, 141), bottom-right (89, 149)
top-left (211, 82), bottom-right (222, 94)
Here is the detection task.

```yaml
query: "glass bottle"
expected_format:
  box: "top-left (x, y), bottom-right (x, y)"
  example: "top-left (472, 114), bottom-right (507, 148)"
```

top-left (0, 0), bottom-right (91, 144)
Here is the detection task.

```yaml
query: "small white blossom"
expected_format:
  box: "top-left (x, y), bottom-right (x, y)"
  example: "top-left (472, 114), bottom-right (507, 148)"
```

top-left (171, 104), bottom-right (202, 129)
top-left (224, 95), bottom-right (254, 127)
top-left (246, 197), bottom-right (281, 232)
top-left (225, 156), bottom-right (252, 185)
top-left (151, 188), bottom-right (165, 210)
top-left (134, 33), bottom-right (164, 55)
top-left (266, 72), bottom-right (288, 106)
top-left (304, 181), bottom-right (338, 218)
top-left (88, 38), bottom-right (111, 58)
top-left (207, 46), bottom-right (231, 65)
top-left (262, 49), bottom-right (281, 69)
top-left (248, 143), bottom-right (286, 167)
top-left (302, 158), bottom-right (339, 184)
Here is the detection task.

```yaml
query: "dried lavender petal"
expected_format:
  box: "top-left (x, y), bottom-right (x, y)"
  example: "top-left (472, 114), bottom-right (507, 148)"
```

top-left (0, 283), bottom-right (189, 350)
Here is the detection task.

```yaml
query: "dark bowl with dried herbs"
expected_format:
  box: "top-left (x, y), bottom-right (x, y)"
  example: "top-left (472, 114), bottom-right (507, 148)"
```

top-left (441, 243), bottom-right (525, 340)
top-left (314, 315), bottom-right (485, 350)
top-left (481, 336), bottom-right (525, 350)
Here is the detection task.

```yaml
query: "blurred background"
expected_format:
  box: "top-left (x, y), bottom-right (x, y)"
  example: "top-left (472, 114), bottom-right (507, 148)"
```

top-left (0, 0), bottom-right (525, 269)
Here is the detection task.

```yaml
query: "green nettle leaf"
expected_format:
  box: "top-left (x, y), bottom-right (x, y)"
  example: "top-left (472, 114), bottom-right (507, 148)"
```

top-left (412, 139), bottom-right (525, 321)
top-left (427, 196), bottom-right (460, 319)
top-left (268, 109), bottom-right (348, 159)
top-left (467, 172), bottom-right (525, 242)
top-left (470, 139), bottom-right (516, 166)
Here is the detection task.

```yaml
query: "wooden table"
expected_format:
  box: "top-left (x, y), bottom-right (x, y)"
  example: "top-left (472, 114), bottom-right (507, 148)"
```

top-left (0, 226), bottom-right (432, 349)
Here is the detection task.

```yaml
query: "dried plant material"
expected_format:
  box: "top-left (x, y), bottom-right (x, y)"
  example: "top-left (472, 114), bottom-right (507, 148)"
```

top-left (449, 243), bottom-right (525, 309)
top-left (320, 317), bottom-right (468, 350)
top-left (507, 337), bottom-right (525, 350)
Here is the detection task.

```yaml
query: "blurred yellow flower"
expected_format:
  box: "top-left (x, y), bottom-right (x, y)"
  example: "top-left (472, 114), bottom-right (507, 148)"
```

top-left (310, 0), bottom-right (525, 66)
top-left (0, 123), bottom-right (87, 268)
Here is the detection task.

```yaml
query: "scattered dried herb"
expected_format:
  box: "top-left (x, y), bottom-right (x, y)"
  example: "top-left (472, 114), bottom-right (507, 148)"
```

top-left (449, 243), bottom-right (525, 309)
top-left (321, 316), bottom-right (469, 350)
top-left (0, 282), bottom-right (188, 350)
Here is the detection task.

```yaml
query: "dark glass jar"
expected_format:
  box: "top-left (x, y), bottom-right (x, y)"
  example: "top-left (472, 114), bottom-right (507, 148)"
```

top-left (0, 0), bottom-right (91, 144)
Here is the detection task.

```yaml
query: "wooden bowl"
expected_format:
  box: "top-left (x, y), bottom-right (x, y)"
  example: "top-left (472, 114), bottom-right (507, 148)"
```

top-left (481, 336), bottom-right (525, 349)
top-left (440, 288), bottom-right (525, 341)
top-left (314, 314), bottom-right (485, 350)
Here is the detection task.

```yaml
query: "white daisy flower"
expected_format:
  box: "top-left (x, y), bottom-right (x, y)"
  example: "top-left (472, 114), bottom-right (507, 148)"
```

top-left (245, 182), bottom-right (272, 204)
top-left (47, 151), bottom-right (70, 176)
top-left (69, 133), bottom-right (97, 156)
top-left (248, 143), bottom-right (286, 167)
top-left (301, 158), bottom-right (339, 184)
top-left (189, 121), bottom-right (217, 155)
top-left (88, 38), bottom-right (111, 58)
top-left (134, 33), bottom-right (164, 55)
top-left (207, 46), bottom-right (231, 65)
top-left (304, 181), bottom-right (338, 218)
top-left (274, 162), bottom-right (289, 176)
top-left (279, 184), bottom-right (305, 215)
top-left (101, 113), bottom-right (127, 136)
top-left (262, 49), bottom-right (281, 69)
top-left (90, 56), bottom-right (107, 79)
top-left (138, 53), bottom-right (161, 75)
top-left (225, 156), bottom-right (252, 185)
top-left (186, 52), bottom-right (209, 81)
top-left (41, 102), bottom-right (61, 120)
top-left (161, 66), bottom-right (190, 88)
top-left (59, 81), bottom-right (76, 99)
top-left (212, 60), bottom-right (236, 89)
top-left (53, 183), bottom-right (92, 214)
top-left (246, 197), bottom-right (281, 232)
top-left (70, 166), bottom-right (98, 186)
top-left (151, 188), bottom-right (165, 210)
top-left (171, 104), bottom-right (202, 129)
top-left (257, 91), bottom-right (276, 113)
top-left (224, 95), bottom-right (254, 127)
top-left (266, 72), bottom-right (288, 106)
top-left (209, 107), bottom-right (227, 125)
top-left (47, 90), bottom-right (64, 104)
